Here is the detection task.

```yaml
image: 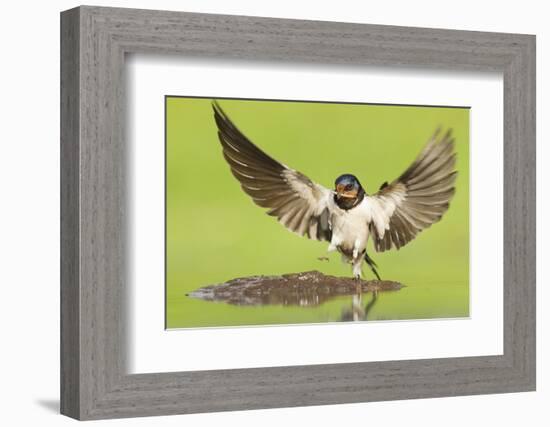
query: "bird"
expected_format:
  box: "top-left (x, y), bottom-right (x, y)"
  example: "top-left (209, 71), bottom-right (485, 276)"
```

top-left (212, 101), bottom-right (457, 280)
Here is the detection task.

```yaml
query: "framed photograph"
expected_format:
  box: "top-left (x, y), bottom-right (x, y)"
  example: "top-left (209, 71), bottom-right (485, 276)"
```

top-left (61, 6), bottom-right (536, 420)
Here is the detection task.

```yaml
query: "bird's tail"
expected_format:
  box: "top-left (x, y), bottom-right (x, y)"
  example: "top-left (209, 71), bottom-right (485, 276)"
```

top-left (364, 251), bottom-right (381, 280)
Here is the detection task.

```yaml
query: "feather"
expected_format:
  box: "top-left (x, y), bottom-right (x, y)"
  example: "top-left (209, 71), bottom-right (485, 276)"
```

top-left (213, 102), bottom-right (333, 242)
top-left (367, 130), bottom-right (458, 252)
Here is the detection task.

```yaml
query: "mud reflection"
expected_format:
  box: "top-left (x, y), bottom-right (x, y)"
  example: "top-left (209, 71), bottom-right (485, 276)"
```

top-left (187, 271), bottom-right (401, 320)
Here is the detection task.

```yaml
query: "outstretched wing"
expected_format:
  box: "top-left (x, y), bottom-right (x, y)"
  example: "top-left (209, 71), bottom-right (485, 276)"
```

top-left (366, 129), bottom-right (457, 252)
top-left (213, 102), bottom-right (333, 241)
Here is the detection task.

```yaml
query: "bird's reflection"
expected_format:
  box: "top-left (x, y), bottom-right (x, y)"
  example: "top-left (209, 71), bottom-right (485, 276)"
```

top-left (340, 287), bottom-right (379, 322)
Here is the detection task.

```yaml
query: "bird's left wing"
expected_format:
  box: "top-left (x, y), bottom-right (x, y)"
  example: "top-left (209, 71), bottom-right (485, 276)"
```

top-left (213, 102), bottom-right (333, 241)
top-left (365, 129), bottom-right (458, 252)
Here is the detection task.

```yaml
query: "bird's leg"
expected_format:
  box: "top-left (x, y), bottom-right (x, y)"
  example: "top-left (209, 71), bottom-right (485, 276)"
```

top-left (351, 239), bottom-right (364, 280)
top-left (364, 251), bottom-right (381, 281)
top-left (352, 238), bottom-right (362, 260)
top-left (352, 257), bottom-right (363, 280)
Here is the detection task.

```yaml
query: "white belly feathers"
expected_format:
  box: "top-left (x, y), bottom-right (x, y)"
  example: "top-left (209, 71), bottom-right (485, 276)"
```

top-left (328, 198), bottom-right (371, 259)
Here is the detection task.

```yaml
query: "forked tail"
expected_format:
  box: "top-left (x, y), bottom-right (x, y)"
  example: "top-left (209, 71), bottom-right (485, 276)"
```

top-left (364, 251), bottom-right (381, 280)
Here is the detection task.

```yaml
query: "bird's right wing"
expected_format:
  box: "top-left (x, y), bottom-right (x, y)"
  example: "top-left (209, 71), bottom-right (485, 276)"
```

top-left (213, 102), bottom-right (334, 242)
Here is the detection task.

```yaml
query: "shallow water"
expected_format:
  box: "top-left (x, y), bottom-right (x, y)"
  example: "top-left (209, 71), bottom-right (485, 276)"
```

top-left (167, 278), bottom-right (468, 329)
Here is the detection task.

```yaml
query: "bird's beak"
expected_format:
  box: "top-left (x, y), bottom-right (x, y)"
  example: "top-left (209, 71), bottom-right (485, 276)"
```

top-left (336, 191), bottom-right (356, 199)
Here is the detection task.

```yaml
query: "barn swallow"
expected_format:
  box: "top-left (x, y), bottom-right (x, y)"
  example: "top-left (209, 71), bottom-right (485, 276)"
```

top-left (213, 102), bottom-right (457, 280)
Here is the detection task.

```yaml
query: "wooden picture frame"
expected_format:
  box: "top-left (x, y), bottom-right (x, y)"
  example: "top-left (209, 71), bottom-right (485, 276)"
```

top-left (60, 5), bottom-right (536, 420)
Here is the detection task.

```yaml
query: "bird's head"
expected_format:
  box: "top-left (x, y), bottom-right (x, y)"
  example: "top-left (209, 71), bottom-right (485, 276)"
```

top-left (334, 174), bottom-right (365, 209)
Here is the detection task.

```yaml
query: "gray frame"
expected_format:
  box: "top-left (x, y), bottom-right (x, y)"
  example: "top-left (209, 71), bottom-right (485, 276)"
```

top-left (60, 5), bottom-right (536, 420)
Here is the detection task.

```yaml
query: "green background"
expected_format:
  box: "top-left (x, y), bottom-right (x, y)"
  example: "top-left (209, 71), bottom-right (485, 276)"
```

top-left (166, 97), bottom-right (470, 329)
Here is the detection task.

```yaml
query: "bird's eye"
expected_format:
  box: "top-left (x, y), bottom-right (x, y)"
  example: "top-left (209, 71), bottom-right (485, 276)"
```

top-left (345, 185), bottom-right (352, 191)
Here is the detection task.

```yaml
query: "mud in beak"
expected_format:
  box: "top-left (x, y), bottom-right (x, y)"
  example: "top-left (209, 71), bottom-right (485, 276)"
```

top-left (339, 193), bottom-right (356, 199)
